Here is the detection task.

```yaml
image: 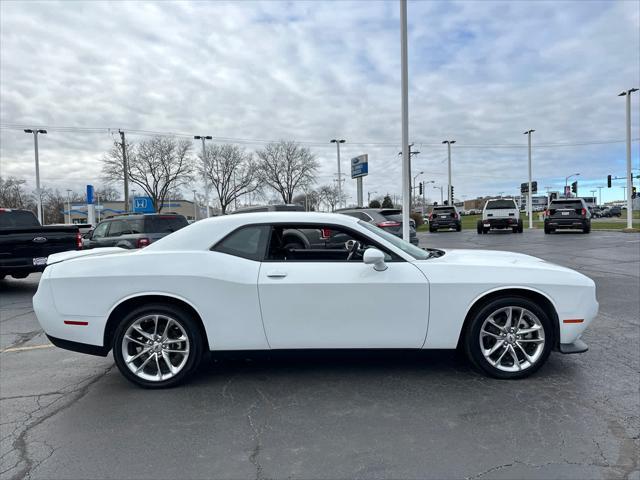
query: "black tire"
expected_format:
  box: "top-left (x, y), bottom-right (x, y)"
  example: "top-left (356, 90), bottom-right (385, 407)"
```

top-left (512, 227), bottom-right (518, 233)
top-left (456, 224), bottom-right (462, 232)
top-left (482, 228), bottom-right (490, 234)
top-left (583, 225), bottom-right (591, 234)
top-left (517, 221), bottom-right (524, 233)
top-left (544, 225), bottom-right (551, 234)
top-left (429, 226), bottom-right (436, 233)
top-left (464, 296), bottom-right (553, 379)
top-left (113, 303), bottom-right (204, 388)
top-left (476, 221), bottom-right (483, 234)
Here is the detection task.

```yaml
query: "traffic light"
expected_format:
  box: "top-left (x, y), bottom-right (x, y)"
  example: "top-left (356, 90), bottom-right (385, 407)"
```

top-left (450, 185), bottom-right (454, 199)
top-left (633, 186), bottom-right (637, 199)
top-left (607, 175), bottom-right (612, 188)
top-left (418, 182), bottom-right (423, 195)
top-left (571, 181), bottom-right (578, 194)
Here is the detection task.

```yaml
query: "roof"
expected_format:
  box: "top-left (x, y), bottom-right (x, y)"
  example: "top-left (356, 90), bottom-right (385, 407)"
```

top-left (144, 211), bottom-right (360, 252)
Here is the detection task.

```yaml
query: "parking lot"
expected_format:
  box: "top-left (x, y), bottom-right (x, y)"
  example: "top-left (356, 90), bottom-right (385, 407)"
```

top-left (1, 230), bottom-right (638, 480)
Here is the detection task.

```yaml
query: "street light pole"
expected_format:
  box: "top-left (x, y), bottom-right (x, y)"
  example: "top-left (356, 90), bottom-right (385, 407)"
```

top-left (193, 189), bottom-right (198, 221)
top-left (66, 189), bottom-right (72, 224)
top-left (523, 130), bottom-right (535, 229)
top-left (24, 129), bottom-right (47, 224)
top-left (194, 135), bottom-right (213, 217)
top-left (399, 0), bottom-right (410, 241)
top-left (412, 171), bottom-right (423, 211)
top-left (442, 140), bottom-right (456, 205)
top-left (597, 186), bottom-right (603, 206)
top-left (433, 185), bottom-right (444, 204)
top-left (619, 88), bottom-right (638, 229)
top-left (330, 139), bottom-right (346, 208)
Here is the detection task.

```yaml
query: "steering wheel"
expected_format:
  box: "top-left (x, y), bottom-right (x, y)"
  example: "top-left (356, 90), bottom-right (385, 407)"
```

top-left (346, 240), bottom-right (361, 261)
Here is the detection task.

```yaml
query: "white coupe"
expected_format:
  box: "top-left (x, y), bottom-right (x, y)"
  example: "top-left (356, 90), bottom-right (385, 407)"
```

top-left (33, 212), bottom-right (598, 388)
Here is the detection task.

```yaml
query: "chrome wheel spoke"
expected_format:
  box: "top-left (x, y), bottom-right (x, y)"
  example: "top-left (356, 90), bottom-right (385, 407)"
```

top-left (164, 348), bottom-right (189, 354)
top-left (125, 335), bottom-right (147, 347)
top-left (161, 318), bottom-right (174, 341)
top-left (126, 348), bottom-right (150, 364)
top-left (152, 315), bottom-right (159, 337)
top-left (484, 340), bottom-right (505, 356)
top-left (135, 353), bottom-right (154, 373)
top-left (503, 307), bottom-right (513, 329)
top-left (162, 352), bottom-right (179, 374)
top-left (132, 325), bottom-right (154, 341)
top-left (509, 345), bottom-right (521, 370)
top-left (515, 342), bottom-right (535, 364)
top-left (163, 337), bottom-right (187, 345)
top-left (154, 354), bottom-right (162, 380)
top-left (481, 330), bottom-right (502, 340)
top-left (487, 317), bottom-right (505, 333)
top-left (493, 346), bottom-right (509, 366)
top-left (518, 325), bottom-right (542, 335)
top-left (516, 337), bottom-right (544, 343)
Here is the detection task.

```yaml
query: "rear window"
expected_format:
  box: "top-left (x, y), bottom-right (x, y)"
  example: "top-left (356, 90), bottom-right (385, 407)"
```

top-left (0, 210), bottom-right (39, 228)
top-left (485, 200), bottom-right (516, 209)
top-left (433, 207), bottom-right (455, 213)
top-left (144, 215), bottom-right (188, 233)
top-left (550, 200), bottom-right (582, 209)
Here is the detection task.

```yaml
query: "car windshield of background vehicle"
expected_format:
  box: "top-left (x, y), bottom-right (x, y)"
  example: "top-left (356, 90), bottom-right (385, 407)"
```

top-left (486, 200), bottom-right (516, 209)
top-left (358, 220), bottom-right (430, 260)
top-left (0, 210), bottom-right (40, 228)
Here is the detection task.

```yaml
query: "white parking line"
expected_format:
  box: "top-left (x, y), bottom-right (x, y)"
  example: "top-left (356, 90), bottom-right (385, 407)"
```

top-left (1, 344), bottom-right (54, 353)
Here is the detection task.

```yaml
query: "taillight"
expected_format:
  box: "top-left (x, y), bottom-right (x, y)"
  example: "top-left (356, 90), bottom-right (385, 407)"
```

top-left (377, 221), bottom-right (401, 228)
top-left (320, 228), bottom-right (332, 239)
top-left (76, 232), bottom-right (83, 250)
top-left (581, 208), bottom-right (587, 217)
top-left (136, 237), bottom-right (150, 248)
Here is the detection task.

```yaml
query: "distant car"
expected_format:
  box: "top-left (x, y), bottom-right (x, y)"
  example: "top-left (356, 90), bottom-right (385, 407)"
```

top-left (337, 208), bottom-right (419, 245)
top-left (544, 198), bottom-right (591, 234)
top-left (84, 213), bottom-right (189, 249)
top-left (428, 206), bottom-right (461, 232)
top-left (608, 206), bottom-right (622, 217)
top-left (478, 199), bottom-right (522, 234)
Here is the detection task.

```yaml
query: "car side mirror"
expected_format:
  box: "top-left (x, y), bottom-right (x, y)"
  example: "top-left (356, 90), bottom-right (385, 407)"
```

top-left (363, 248), bottom-right (387, 271)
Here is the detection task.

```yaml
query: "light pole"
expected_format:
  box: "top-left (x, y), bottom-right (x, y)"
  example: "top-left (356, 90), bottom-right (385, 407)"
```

top-left (523, 130), bottom-right (535, 229)
top-left (330, 139), bottom-right (346, 208)
top-left (194, 135), bottom-right (213, 217)
top-left (192, 189), bottom-right (198, 221)
top-left (423, 180), bottom-right (434, 214)
top-left (412, 171), bottom-right (423, 211)
top-left (591, 189), bottom-right (597, 206)
top-left (433, 185), bottom-right (444, 204)
top-left (23, 129), bottom-right (47, 224)
top-left (96, 192), bottom-right (101, 222)
top-left (131, 189), bottom-right (136, 212)
top-left (442, 140), bottom-right (456, 205)
top-left (66, 189), bottom-right (72, 224)
top-left (619, 88), bottom-right (638, 229)
top-left (399, 0), bottom-right (410, 241)
top-left (565, 172), bottom-right (580, 187)
top-left (367, 191), bottom-right (377, 205)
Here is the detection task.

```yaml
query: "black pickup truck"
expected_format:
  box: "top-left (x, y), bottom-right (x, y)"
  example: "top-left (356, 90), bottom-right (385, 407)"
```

top-left (0, 209), bottom-right (81, 279)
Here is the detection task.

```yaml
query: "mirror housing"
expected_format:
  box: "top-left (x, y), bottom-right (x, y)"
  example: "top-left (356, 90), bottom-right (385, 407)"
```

top-left (363, 248), bottom-right (387, 271)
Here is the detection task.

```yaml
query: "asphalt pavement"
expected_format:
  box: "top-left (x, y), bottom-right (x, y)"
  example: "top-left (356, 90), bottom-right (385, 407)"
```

top-left (1, 230), bottom-right (639, 479)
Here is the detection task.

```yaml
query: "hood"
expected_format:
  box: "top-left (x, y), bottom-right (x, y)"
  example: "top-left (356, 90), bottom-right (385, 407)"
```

top-left (46, 247), bottom-right (130, 266)
top-left (424, 249), bottom-right (571, 272)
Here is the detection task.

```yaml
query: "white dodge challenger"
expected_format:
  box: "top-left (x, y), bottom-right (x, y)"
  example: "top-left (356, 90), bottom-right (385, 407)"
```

top-left (33, 212), bottom-right (598, 388)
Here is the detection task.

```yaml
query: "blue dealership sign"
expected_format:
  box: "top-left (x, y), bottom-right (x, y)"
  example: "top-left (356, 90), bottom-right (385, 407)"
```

top-left (351, 154), bottom-right (368, 179)
top-left (86, 185), bottom-right (94, 204)
top-left (132, 196), bottom-right (155, 213)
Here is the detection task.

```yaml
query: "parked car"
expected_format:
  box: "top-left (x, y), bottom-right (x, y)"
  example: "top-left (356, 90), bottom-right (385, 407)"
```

top-left (477, 199), bottom-right (522, 234)
top-left (337, 208), bottom-right (419, 245)
top-left (608, 206), bottom-right (622, 217)
top-left (232, 204), bottom-right (304, 213)
top-left (428, 206), bottom-right (461, 232)
top-left (544, 198), bottom-right (591, 234)
top-left (84, 213), bottom-right (189, 249)
top-left (34, 212), bottom-right (598, 388)
top-left (0, 208), bottom-right (81, 279)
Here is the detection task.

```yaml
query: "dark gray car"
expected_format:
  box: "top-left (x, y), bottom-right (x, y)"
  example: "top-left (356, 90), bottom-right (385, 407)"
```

top-left (84, 214), bottom-right (189, 249)
top-left (544, 198), bottom-right (591, 234)
top-left (337, 208), bottom-right (419, 245)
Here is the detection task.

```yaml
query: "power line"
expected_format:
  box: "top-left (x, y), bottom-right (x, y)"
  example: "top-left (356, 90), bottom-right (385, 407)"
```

top-left (1, 123), bottom-right (638, 148)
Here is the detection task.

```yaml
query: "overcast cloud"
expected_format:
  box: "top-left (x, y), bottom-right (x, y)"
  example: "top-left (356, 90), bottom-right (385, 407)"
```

top-left (1, 0), bottom-right (638, 205)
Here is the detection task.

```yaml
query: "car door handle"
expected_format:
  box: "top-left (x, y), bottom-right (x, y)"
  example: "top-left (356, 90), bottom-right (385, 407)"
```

top-left (266, 271), bottom-right (288, 278)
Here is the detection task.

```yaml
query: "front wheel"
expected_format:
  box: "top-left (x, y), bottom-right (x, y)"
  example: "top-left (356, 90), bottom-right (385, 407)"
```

top-left (464, 297), bottom-right (553, 379)
top-left (476, 221), bottom-right (483, 234)
top-left (113, 303), bottom-right (204, 388)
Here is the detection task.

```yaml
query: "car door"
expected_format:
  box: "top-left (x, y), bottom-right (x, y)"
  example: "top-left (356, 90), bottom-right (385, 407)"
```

top-left (88, 221), bottom-right (110, 248)
top-left (257, 223), bottom-right (430, 349)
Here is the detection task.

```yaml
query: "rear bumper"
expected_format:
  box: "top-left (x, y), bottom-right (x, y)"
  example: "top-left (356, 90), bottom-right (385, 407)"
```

top-left (0, 265), bottom-right (44, 276)
top-left (429, 220), bottom-right (460, 229)
top-left (482, 218), bottom-right (518, 229)
top-left (545, 219), bottom-right (589, 229)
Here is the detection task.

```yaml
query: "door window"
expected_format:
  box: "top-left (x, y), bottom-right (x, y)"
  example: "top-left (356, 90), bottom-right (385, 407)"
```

top-left (213, 225), bottom-right (270, 261)
top-left (92, 221), bottom-right (110, 239)
top-left (108, 220), bottom-right (133, 237)
top-left (265, 224), bottom-right (392, 262)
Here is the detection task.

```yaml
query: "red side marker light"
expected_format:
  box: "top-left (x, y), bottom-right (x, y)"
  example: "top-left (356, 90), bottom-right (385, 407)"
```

top-left (64, 320), bottom-right (89, 326)
top-left (563, 319), bottom-right (584, 324)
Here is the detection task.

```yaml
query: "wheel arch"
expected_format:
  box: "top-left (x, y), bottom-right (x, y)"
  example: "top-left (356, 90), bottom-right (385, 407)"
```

top-left (456, 287), bottom-right (560, 350)
top-left (103, 293), bottom-right (209, 351)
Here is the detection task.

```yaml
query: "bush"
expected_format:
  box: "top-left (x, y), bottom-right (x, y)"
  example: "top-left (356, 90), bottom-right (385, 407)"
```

top-left (369, 199), bottom-right (381, 208)
top-left (410, 212), bottom-right (424, 227)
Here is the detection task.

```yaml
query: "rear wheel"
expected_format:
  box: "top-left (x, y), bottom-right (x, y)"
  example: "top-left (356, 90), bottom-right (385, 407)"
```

top-left (456, 224), bottom-right (462, 232)
top-left (429, 226), bottom-right (437, 233)
top-left (113, 303), bottom-right (204, 388)
top-left (517, 221), bottom-right (524, 233)
top-left (544, 225), bottom-right (551, 234)
top-left (482, 228), bottom-right (490, 234)
top-left (476, 221), bottom-right (483, 234)
top-left (583, 224), bottom-right (591, 234)
top-left (464, 297), bottom-right (553, 379)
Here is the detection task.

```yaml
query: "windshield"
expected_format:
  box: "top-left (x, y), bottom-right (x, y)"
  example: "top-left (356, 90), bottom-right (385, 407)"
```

top-left (486, 200), bottom-right (516, 209)
top-left (358, 220), bottom-right (431, 260)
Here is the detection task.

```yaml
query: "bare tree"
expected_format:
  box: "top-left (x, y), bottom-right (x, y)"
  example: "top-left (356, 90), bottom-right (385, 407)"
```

top-left (0, 176), bottom-right (35, 210)
top-left (95, 184), bottom-right (120, 202)
top-left (200, 144), bottom-right (259, 214)
top-left (255, 141), bottom-right (318, 204)
top-left (318, 184), bottom-right (346, 212)
top-left (102, 136), bottom-right (194, 212)
top-left (292, 190), bottom-right (321, 211)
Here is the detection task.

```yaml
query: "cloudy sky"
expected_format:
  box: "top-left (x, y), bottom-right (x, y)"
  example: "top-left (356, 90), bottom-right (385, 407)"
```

top-left (1, 0), bottom-right (638, 206)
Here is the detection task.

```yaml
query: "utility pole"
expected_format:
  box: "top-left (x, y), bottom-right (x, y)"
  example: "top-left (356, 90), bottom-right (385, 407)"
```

top-left (194, 135), bottom-right (213, 217)
top-left (619, 88), bottom-right (638, 229)
top-left (119, 130), bottom-right (129, 213)
top-left (524, 130), bottom-right (535, 229)
top-left (192, 189), bottom-right (198, 221)
top-left (330, 139), bottom-right (346, 208)
top-left (597, 186), bottom-right (603, 206)
top-left (398, 145), bottom-right (420, 211)
top-left (66, 189), bottom-right (72, 224)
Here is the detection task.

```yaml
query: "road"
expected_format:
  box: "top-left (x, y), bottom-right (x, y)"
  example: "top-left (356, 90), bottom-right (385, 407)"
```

top-left (1, 230), bottom-right (639, 479)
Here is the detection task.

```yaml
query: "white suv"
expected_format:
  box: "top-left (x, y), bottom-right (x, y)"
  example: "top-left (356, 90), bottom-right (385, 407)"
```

top-left (477, 199), bottom-right (523, 234)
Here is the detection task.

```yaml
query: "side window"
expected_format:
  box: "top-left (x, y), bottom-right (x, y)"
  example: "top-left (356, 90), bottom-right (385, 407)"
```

top-left (213, 226), bottom-right (269, 261)
top-left (92, 222), bottom-right (110, 239)
top-left (108, 220), bottom-right (132, 237)
top-left (266, 224), bottom-right (393, 262)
